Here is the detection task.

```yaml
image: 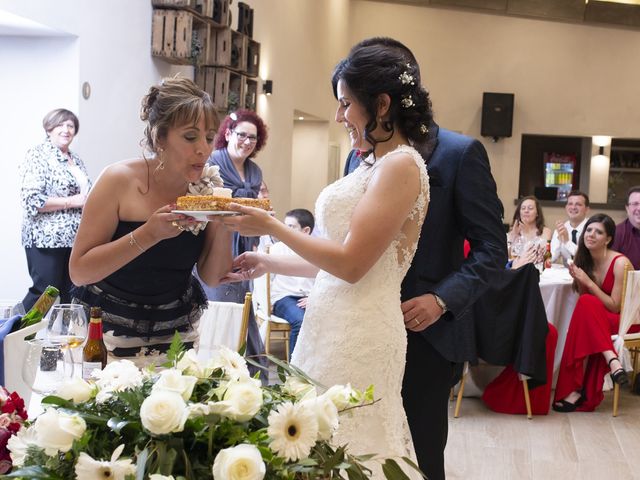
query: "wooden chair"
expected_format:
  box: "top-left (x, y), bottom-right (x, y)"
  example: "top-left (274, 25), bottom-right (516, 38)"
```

top-left (612, 263), bottom-right (640, 417)
top-left (255, 270), bottom-right (291, 361)
top-left (452, 362), bottom-right (533, 419)
top-left (197, 292), bottom-right (253, 358)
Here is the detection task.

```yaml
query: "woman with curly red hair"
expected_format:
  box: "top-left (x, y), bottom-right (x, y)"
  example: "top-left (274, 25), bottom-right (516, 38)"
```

top-left (206, 109), bottom-right (268, 285)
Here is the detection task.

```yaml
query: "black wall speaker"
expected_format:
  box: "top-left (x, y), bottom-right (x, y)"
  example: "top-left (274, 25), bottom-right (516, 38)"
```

top-left (238, 2), bottom-right (254, 37)
top-left (481, 92), bottom-right (514, 141)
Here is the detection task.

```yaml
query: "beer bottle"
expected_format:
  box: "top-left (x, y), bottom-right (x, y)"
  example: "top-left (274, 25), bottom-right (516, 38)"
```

top-left (18, 285), bottom-right (59, 330)
top-left (82, 307), bottom-right (107, 381)
top-left (543, 240), bottom-right (552, 270)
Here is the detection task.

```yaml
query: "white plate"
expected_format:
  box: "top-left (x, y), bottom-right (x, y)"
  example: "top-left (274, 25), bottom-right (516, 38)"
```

top-left (172, 210), bottom-right (241, 221)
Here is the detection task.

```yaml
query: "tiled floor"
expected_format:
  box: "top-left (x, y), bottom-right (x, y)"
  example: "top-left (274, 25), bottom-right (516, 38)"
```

top-left (445, 387), bottom-right (640, 479)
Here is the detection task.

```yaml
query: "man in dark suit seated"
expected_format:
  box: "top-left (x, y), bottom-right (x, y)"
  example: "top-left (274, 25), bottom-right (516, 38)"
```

top-left (344, 38), bottom-right (507, 480)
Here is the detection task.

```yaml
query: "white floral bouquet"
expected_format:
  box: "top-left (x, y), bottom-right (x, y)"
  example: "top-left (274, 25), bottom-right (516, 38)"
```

top-left (1, 336), bottom-right (417, 480)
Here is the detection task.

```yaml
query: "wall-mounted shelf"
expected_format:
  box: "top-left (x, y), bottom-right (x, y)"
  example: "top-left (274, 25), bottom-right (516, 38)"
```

top-left (151, 0), bottom-right (261, 109)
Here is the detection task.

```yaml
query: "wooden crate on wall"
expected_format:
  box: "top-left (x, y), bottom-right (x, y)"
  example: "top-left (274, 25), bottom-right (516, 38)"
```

top-left (244, 77), bottom-right (258, 111)
top-left (192, 22), bottom-right (216, 66)
top-left (195, 67), bottom-right (244, 112)
top-left (211, 0), bottom-right (230, 27)
top-left (246, 38), bottom-right (260, 77)
top-left (151, 9), bottom-right (195, 65)
top-left (152, 0), bottom-right (197, 9)
top-left (215, 27), bottom-right (247, 72)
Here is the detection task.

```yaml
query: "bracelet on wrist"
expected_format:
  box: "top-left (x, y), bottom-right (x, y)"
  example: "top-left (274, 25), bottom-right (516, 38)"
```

top-left (129, 232), bottom-right (146, 253)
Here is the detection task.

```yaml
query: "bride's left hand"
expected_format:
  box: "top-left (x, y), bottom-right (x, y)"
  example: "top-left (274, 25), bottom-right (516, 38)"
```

top-left (220, 203), bottom-right (276, 236)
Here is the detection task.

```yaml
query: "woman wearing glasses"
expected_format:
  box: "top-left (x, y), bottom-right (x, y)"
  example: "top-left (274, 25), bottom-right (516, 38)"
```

top-left (202, 110), bottom-right (269, 362)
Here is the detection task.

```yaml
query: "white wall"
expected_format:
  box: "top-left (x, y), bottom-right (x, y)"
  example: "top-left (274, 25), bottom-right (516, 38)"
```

top-left (291, 120), bottom-right (330, 214)
top-left (347, 1), bottom-right (638, 225)
top-left (0, 35), bottom-right (79, 300)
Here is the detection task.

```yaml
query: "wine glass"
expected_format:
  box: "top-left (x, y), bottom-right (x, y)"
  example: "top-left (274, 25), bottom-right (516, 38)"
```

top-left (46, 304), bottom-right (88, 362)
top-left (21, 338), bottom-right (74, 396)
top-left (0, 300), bottom-right (25, 319)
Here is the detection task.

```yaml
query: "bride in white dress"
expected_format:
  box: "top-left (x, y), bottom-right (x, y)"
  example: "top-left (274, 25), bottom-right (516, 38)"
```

top-left (222, 40), bottom-right (432, 477)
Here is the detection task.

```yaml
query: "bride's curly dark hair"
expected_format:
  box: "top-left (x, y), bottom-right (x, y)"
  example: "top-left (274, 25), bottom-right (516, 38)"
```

top-left (331, 37), bottom-right (433, 159)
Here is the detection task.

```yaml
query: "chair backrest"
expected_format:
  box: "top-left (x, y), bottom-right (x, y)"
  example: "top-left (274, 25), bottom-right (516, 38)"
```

top-left (197, 293), bottom-right (252, 359)
top-left (252, 245), bottom-right (274, 317)
top-left (619, 264), bottom-right (640, 337)
top-left (4, 321), bottom-right (46, 406)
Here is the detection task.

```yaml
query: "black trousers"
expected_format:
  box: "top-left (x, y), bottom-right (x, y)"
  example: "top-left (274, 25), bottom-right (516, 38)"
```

top-left (402, 331), bottom-right (460, 480)
top-left (23, 247), bottom-right (73, 311)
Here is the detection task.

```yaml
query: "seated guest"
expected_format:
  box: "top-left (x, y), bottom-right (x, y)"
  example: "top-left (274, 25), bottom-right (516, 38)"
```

top-left (69, 78), bottom-right (232, 362)
top-left (270, 209), bottom-right (316, 354)
top-left (553, 214), bottom-right (631, 412)
top-left (611, 186), bottom-right (640, 269)
top-left (507, 196), bottom-right (551, 265)
top-left (551, 190), bottom-right (590, 265)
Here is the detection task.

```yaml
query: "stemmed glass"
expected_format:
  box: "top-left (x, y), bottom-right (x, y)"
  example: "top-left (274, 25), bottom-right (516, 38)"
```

top-left (46, 304), bottom-right (88, 363)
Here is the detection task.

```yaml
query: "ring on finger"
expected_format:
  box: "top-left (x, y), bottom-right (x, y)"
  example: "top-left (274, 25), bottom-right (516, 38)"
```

top-left (414, 318), bottom-right (420, 327)
top-left (171, 221), bottom-right (179, 227)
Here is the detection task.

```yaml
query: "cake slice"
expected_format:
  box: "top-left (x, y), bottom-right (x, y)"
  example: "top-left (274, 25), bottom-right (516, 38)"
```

top-left (176, 193), bottom-right (271, 211)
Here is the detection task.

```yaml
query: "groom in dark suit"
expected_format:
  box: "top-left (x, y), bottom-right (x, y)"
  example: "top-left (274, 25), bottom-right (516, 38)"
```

top-left (345, 39), bottom-right (507, 480)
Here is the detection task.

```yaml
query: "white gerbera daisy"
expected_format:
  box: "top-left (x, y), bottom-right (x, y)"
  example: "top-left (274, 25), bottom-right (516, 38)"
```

top-left (74, 444), bottom-right (136, 480)
top-left (267, 401), bottom-right (319, 461)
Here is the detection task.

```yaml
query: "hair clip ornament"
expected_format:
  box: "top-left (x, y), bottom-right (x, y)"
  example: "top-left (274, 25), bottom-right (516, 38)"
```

top-left (401, 95), bottom-right (414, 109)
top-left (420, 124), bottom-right (429, 135)
top-left (399, 71), bottom-right (415, 86)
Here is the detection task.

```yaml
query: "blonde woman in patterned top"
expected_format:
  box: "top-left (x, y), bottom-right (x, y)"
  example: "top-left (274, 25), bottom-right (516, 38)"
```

top-left (19, 108), bottom-right (91, 310)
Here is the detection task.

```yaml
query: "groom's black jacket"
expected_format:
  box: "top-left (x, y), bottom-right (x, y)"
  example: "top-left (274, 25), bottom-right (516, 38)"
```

top-left (400, 124), bottom-right (507, 364)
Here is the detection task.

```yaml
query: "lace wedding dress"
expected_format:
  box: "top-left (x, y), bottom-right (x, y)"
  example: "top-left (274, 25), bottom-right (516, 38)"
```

top-left (291, 145), bottom-right (429, 478)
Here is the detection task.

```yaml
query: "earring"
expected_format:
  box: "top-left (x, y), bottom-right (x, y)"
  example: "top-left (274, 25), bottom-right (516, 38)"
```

top-left (157, 148), bottom-right (165, 170)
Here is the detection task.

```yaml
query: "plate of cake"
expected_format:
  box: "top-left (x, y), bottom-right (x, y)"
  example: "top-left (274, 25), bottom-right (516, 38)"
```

top-left (173, 187), bottom-right (271, 221)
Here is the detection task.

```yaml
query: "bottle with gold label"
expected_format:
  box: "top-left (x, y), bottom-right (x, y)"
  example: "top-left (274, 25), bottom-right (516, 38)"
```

top-left (82, 307), bottom-right (107, 381)
top-left (543, 240), bottom-right (552, 270)
top-left (18, 285), bottom-right (59, 330)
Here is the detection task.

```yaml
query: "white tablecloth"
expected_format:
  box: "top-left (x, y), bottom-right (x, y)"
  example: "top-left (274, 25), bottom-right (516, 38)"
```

top-left (538, 266), bottom-right (578, 383)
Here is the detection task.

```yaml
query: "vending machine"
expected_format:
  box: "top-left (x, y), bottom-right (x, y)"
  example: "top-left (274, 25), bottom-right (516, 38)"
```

top-left (543, 152), bottom-right (576, 200)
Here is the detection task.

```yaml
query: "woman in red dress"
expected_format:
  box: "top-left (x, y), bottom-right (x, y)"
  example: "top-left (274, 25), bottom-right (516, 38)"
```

top-left (553, 213), bottom-right (631, 412)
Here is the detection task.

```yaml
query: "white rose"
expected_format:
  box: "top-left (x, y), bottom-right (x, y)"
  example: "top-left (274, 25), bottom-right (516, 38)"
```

top-left (153, 368), bottom-right (198, 401)
top-left (140, 390), bottom-right (187, 435)
top-left (7, 425), bottom-right (38, 466)
top-left (320, 384), bottom-right (355, 410)
top-left (212, 444), bottom-right (265, 480)
top-left (283, 376), bottom-right (317, 401)
top-left (56, 377), bottom-right (95, 403)
top-left (34, 408), bottom-right (86, 455)
top-left (301, 396), bottom-right (339, 441)
top-left (208, 378), bottom-right (263, 422)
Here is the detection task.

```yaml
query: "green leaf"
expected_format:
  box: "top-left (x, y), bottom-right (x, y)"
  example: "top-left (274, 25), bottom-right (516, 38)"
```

top-left (400, 456), bottom-right (427, 478)
top-left (163, 331), bottom-right (186, 367)
top-left (136, 447), bottom-right (149, 480)
top-left (381, 458), bottom-right (411, 480)
top-left (0, 465), bottom-right (63, 479)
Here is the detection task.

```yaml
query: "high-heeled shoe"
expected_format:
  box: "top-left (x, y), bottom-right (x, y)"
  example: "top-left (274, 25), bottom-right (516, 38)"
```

top-left (552, 395), bottom-right (584, 413)
top-left (608, 357), bottom-right (629, 386)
